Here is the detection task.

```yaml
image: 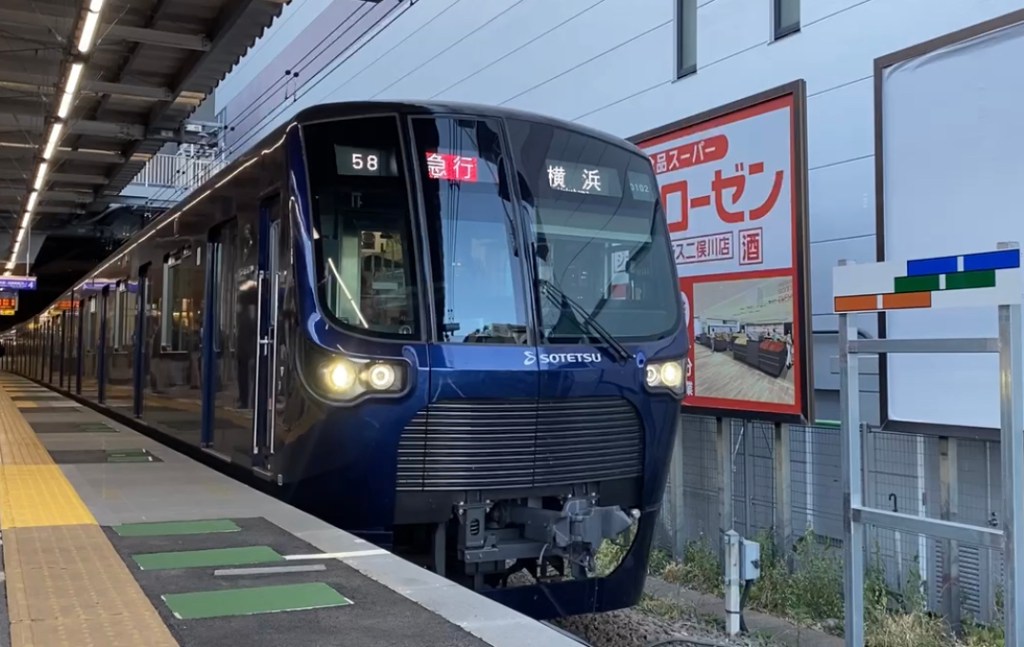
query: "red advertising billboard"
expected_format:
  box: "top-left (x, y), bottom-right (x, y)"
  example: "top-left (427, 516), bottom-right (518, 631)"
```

top-left (632, 81), bottom-right (813, 423)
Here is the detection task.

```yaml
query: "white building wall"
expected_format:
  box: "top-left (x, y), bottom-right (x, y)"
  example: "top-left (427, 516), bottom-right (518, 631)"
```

top-left (215, 0), bottom-right (1024, 420)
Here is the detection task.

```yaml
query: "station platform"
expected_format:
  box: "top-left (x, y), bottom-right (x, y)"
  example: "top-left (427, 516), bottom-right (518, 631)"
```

top-left (0, 374), bottom-right (583, 647)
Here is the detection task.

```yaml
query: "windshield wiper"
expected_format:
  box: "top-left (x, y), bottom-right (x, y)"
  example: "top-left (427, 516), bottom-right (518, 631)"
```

top-left (540, 280), bottom-right (632, 364)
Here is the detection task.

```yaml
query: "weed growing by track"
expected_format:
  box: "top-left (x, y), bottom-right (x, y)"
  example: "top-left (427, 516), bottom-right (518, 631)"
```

top-left (614, 528), bottom-right (1006, 646)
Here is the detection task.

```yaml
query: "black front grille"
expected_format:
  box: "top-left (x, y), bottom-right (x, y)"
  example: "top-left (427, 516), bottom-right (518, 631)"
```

top-left (396, 397), bottom-right (644, 491)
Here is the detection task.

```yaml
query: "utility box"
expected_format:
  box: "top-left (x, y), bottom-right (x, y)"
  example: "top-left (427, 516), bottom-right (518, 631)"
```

top-left (739, 538), bottom-right (761, 581)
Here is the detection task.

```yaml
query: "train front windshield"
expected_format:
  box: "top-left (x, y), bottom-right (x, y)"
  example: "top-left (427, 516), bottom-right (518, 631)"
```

top-left (304, 113), bottom-right (680, 344)
top-left (504, 118), bottom-right (680, 344)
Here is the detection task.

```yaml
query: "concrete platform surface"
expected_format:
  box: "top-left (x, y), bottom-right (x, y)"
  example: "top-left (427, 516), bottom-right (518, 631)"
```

top-left (0, 375), bottom-right (582, 647)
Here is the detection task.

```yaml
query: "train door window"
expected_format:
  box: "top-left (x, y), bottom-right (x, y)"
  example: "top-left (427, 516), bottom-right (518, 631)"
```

top-left (209, 238), bottom-right (223, 354)
top-left (216, 220), bottom-right (240, 358)
top-left (123, 281), bottom-right (137, 349)
top-left (112, 283), bottom-right (127, 351)
top-left (161, 247), bottom-right (204, 352)
top-left (302, 114), bottom-right (419, 339)
top-left (410, 115), bottom-right (528, 344)
top-left (84, 297), bottom-right (95, 349)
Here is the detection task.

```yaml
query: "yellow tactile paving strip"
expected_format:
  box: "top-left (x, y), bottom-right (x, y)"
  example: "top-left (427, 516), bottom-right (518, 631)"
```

top-left (0, 466), bottom-right (96, 529)
top-left (0, 380), bottom-right (179, 647)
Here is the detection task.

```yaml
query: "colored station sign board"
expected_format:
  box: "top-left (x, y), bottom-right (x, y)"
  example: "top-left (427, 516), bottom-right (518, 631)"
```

top-left (833, 248), bottom-right (1023, 313)
top-left (0, 289), bottom-right (18, 315)
top-left (0, 309), bottom-right (15, 316)
top-left (0, 275), bottom-right (36, 291)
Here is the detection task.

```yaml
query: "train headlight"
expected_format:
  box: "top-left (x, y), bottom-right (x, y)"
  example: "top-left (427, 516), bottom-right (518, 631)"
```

top-left (365, 363), bottom-right (397, 391)
top-left (644, 359), bottom-right (685, 396)
top-left (313, 354), bottom-right (407, 404)
top-left (301, 336), bottom-right (412, 405)
top-left (660, 362), bottom-right (683, 388)
top-left (323, 359), bottom-right (357, 393)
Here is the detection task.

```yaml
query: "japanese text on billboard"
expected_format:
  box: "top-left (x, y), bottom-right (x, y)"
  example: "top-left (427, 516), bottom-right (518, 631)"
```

top-left (636, 86), bottom-right (811, 422)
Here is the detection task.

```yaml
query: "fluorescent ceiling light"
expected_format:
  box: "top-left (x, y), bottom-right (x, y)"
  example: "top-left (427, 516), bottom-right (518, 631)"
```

top-left (65, 63), bottom-right (84, 96)
top-left (89, 0), bottom-right (105, 11)
top-left (33, 162), bottom-right (49, 191)
top-left (43, 123), bottom-right (64, 160)
top-left (57, 91), bottom-right (74, 119)
top-left (79, 10), bottom-right (100, 53)
top-left (25, 191), bottom-right (38, 213)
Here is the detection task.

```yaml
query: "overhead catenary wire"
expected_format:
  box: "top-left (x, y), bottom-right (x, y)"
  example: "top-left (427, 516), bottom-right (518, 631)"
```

top-left (132, 0), bottom-right (416, 215)
top-left (222, 1), bottom-right (378, 134)
top-left (215, 0), bottom-right (419, 163)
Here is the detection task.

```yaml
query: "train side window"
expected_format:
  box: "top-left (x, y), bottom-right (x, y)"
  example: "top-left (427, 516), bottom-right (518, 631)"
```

top-left (161, 248), bottom-right (203, 352)
top-left (410, 115), bottom-right (529, 344)
top-left (303, 114), bottom-right (420, 339)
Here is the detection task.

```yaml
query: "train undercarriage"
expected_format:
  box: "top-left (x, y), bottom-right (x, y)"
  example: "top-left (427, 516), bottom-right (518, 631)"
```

top-left (394, 483), bottom-right (639, 591)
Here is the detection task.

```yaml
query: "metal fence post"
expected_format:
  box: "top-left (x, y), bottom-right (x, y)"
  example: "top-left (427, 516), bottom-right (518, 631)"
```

top-left (774, 422), bottom-right (792, 558)
top-left (743, 420), bottom-right (754, 537)
top-left (717, 416), bottom-right (734, 561)
top-left (998, 297), bottom-right (1024, 645)
top-left (838, 263), bottom-right (865, 646)
top-left (938, 436), bottom-right (961, 629)
top-left (668, 413), bottom-right (686, 558)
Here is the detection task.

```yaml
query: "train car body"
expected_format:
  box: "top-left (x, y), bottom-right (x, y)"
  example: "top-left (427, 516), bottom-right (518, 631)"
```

top-left (5, 101), bottom-right (687, 619)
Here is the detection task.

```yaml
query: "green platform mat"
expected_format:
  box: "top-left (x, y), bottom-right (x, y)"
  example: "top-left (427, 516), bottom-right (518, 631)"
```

top-left (162, 583), bottom-right (352, 619)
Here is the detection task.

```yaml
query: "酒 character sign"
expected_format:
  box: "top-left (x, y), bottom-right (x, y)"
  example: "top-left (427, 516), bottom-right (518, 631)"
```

top-left (739, 228), bottom-right (763, 265)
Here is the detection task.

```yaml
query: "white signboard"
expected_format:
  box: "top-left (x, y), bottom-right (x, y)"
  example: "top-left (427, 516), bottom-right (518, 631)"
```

top-left (879, 18), bottom-right (1024, 432)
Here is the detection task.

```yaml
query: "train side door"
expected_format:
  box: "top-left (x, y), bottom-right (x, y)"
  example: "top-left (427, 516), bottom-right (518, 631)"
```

top-left (252, 196), bottom-right (281, 475)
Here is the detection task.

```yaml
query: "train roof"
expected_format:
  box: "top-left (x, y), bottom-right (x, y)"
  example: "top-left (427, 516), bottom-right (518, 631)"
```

top-left (289, 99), bottom-right (647, 157)
top-left (11, 99), bottom-right (648, 329)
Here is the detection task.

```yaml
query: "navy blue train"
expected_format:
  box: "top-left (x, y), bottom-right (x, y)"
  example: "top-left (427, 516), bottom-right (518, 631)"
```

top-left (5, 101), bottom-right (687, 619)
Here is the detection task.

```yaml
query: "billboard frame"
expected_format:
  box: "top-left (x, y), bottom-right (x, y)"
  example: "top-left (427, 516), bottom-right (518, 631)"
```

top-left (630, 80), bottom-right (813, 424)
top-left (874, 9), bottom-right (1024, 441)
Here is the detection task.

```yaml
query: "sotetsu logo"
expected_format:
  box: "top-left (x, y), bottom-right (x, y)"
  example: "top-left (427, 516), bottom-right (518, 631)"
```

top-left (523, 350), bottom-right (603, 366)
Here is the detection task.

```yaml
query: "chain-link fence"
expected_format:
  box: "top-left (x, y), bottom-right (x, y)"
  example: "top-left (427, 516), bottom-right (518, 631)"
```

top-left (657, 416), bottom-right (1005, 626)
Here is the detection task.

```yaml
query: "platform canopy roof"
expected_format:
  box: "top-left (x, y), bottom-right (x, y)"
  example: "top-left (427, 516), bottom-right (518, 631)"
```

top-left (0, 0), bottom-right (290, 271)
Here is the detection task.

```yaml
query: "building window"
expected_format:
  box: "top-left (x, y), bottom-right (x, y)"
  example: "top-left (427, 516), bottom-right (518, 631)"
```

top-left (675, 0), bottom-right (696, 79)
top-left (773, 0), bottom-right (800, 40)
